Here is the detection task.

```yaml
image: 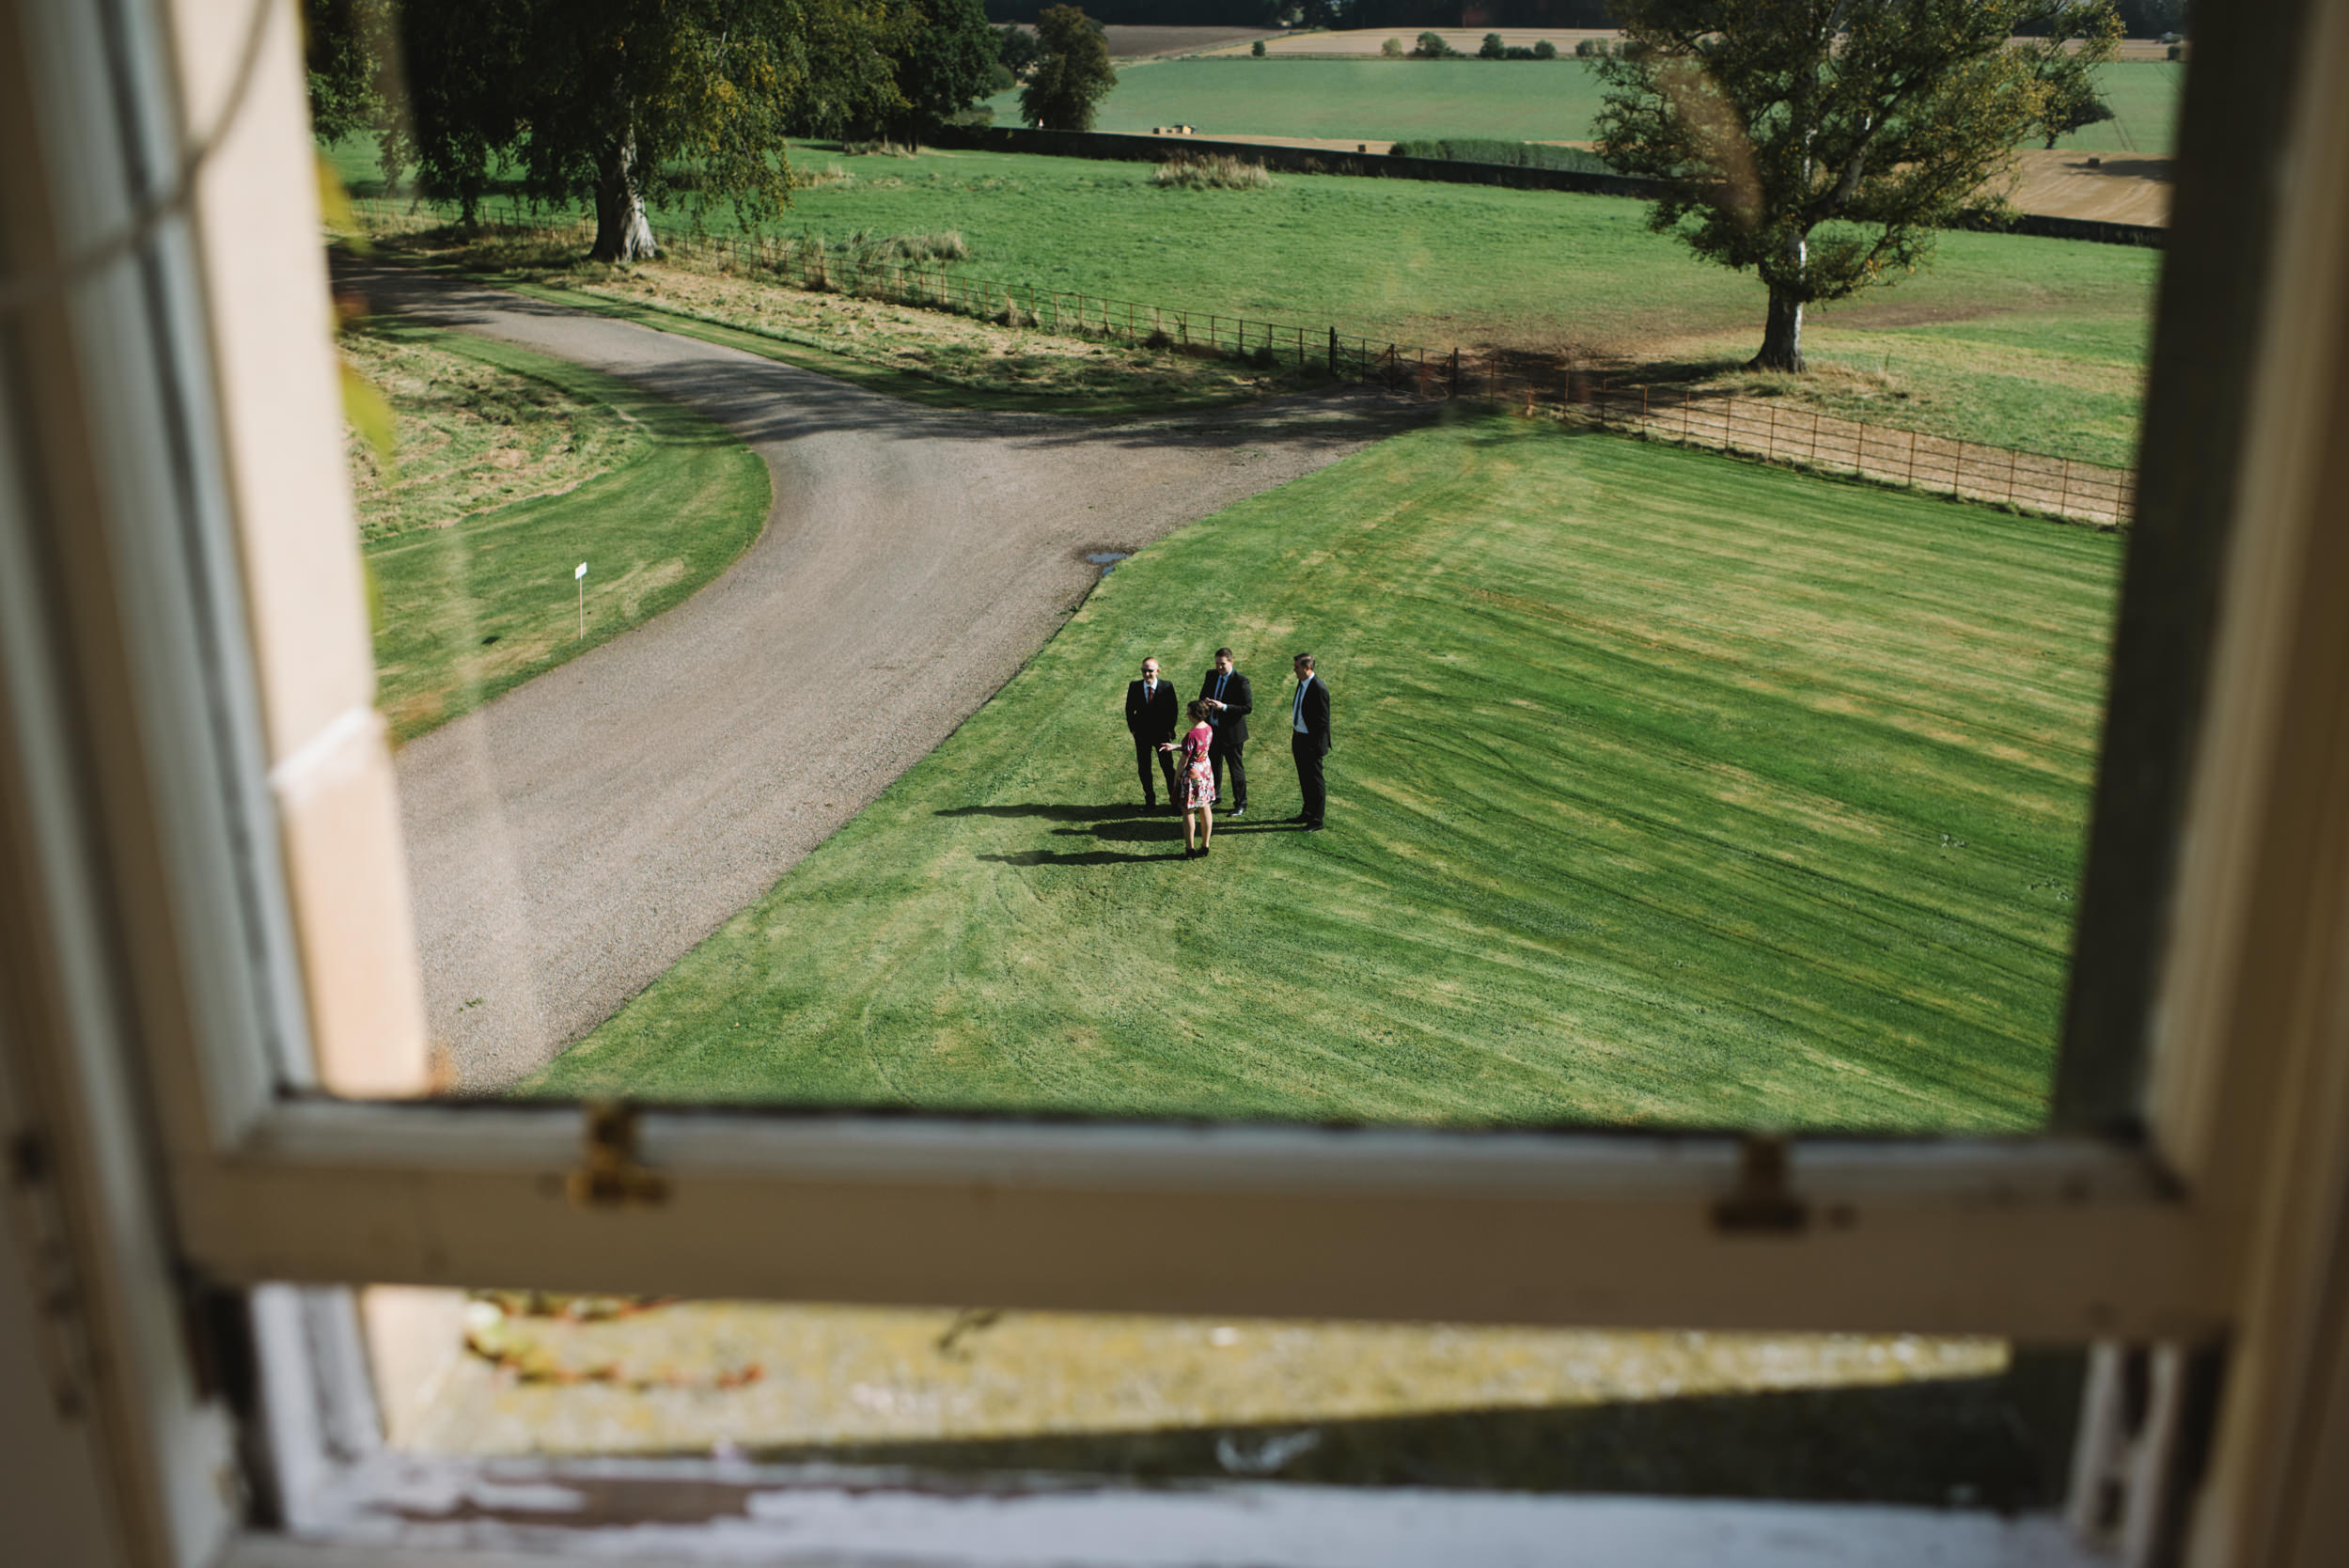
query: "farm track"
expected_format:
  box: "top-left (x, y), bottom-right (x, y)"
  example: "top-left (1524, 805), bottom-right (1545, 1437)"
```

top-left (343, 262), bottom-right (1424, 1090)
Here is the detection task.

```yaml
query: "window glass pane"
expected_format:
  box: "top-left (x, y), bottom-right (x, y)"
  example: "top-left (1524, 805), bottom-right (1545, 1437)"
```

top-left (309, 8), bottom-right (2177, 1131)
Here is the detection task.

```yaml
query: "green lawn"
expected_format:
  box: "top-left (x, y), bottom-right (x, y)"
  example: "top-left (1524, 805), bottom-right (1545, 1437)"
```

top-left (983, 57), bottom-right (2182, 156)
top-left (534, 421), bottom-right (2119, 1132)
top-left (361, 322), bottom-right (770, 741)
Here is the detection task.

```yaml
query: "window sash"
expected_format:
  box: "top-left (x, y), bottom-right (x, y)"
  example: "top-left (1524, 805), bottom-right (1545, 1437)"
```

top-left (3, 0), bottom-right (2341, 1354)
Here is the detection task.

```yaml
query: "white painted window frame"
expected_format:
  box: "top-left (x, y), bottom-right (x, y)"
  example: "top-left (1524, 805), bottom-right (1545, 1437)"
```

top-left (5, 0), bottom-right (2349, 1564)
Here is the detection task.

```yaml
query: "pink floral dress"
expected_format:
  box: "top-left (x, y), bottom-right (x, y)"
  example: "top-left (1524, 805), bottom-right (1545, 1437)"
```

top-left (1177, 723), bottom-right (1217, 810)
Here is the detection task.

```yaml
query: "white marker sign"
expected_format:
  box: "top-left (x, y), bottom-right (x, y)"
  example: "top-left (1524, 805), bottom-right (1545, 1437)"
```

top-left (575, 562), bottom-right (587, 638)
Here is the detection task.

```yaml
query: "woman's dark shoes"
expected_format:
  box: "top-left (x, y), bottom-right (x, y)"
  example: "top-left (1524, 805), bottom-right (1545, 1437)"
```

top-left (1183, 846), bottom-right (1199, 859)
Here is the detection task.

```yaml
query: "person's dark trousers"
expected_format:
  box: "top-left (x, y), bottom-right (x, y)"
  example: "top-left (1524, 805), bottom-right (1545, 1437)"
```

top-left (1136, 735), bottom-right (1179, 806)
top-left (1211, 738), bottom-right (1246, 810)
top-left (1292, 734), bottom-right (1325, 825)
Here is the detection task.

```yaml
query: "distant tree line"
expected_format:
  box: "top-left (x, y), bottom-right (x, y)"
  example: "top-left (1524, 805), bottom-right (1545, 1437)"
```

top-left (305, 0), bottom-right (1003, 263)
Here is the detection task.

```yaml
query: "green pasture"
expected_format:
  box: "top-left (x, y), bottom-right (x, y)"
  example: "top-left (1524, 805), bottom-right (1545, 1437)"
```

top-left (334, 130), bottom-right (2159, 466)
top-left (360, 322), bottom-right (769, 740)
top-left (536, 420), bottom-right (2120, 1132)
top-left (982, 57), bottom-right (2181, 156)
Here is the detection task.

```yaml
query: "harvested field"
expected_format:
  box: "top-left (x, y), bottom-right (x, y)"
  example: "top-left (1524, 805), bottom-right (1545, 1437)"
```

top-left (1209, 27), bottom-right (2185, 61)
top-left (2004, 149), bottom-right (2171, 227)
top-left (1100, 24), bottom-right (1283, 58)
top-left (1202, 28), bottom-right (1618, 56)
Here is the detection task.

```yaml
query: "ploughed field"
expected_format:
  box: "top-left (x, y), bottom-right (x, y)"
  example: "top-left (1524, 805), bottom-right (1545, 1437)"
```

top-left (984, 57), bottom-right (2183, 157)
top-left (535, 420), bottom-right (2120, 1132)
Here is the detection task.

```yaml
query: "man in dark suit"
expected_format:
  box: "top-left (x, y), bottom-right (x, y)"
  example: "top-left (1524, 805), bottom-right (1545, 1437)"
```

top-left (1198, 646), bottom-right (1252, 818)
top-left (1124, 656), bottom-right (1181, 809)
top-left (1288, 652), bottom-right (1332, 830)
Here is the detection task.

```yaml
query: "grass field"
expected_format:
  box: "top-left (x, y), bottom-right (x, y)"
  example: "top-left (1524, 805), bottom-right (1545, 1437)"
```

top-left (355, 321), bottom-right (769, 741)
top-left (336, 135), bottom-right (2158, 469)
top-left (369, 229), bottom-right (1320, 419)
top-left (534, 419), bottom-right (2119, 1132)
top-left (983, 58), bottom-right (2182, 157)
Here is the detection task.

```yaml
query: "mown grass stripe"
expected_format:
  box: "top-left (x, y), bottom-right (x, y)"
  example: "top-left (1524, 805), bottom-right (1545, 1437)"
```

top-left (535, 421), bottom-right (2118, 1132)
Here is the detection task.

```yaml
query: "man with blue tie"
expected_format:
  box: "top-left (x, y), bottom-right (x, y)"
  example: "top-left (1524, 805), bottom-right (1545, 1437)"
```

top-left (1124, 656), bottom-right (1181, 810)
top-left (1198, 647), bottom-right (1252, 819)
top-left (1288, 652), bottom-right (1332, 830)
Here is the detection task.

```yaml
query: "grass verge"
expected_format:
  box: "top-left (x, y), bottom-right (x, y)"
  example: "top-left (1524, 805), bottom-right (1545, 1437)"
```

top-left (532, 419), bottom-right (2120, 1132)
top-left (359, 321), bottom-right (770, 741)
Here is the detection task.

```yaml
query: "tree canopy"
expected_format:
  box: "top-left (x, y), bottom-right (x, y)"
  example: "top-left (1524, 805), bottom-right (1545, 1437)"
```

top-left (1596, 1), bottom-right (2105, 372)
top-left (885, 0), bottom-right (1003, 143)
top-left (309, 0), bottom-right (1000, 261)
top-left (1019, 7), bottom-right (1119, 131)
top-left (2019, 3), bottom-right (2123, 149)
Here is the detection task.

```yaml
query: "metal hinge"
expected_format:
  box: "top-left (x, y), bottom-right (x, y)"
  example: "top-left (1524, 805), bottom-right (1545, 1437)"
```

top-left (3, 1125), bottom-right (95, 1419)
top-left (566, 1102), bottom-right (669, 1209)
top-left (1712, 1133), bottom-right (1809, 1233)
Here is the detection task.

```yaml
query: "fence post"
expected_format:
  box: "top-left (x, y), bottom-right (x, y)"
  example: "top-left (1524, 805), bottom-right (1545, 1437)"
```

top-left (1906, 428), bottom-right (1918, 486)
top-left (1449, 347), bottom-right (1459, 395)
top-left (2058, 459), bottom-right (2073, 518)
top-left (1683, 388), bottom-right (1692, 443)
top-left (2006, 446), bottom-right (2020, 510)
top-left (1765, 397), bottom-right (1777, 461)
top-left (1329, 325), bottom-right (1339, 374)
top-left (1297, 325), bottom-right (1305, 369)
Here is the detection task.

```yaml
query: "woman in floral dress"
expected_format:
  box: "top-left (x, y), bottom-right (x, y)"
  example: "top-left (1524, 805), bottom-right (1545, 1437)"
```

top-left (1163, 698), bottom-right (1217, 857)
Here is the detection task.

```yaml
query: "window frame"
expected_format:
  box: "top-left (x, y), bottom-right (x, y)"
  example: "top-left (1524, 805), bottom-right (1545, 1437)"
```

top-left (8, 0), bottom-right (2349, 1560)
top-left (0, 0), bottom-right (2313, 1328)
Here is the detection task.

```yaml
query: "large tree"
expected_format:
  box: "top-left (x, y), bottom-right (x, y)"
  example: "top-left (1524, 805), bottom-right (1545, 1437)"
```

top-left (1596, 1), bottom-right (2058, 372)
top-left (303, 0), bottom-right (397, 146)
top-left (1019, 6), bottom-right (1117, 132)
top-left (885, 0), bottom-right (1002, 145)
top-left (384, 0), bottom-right (900, 263)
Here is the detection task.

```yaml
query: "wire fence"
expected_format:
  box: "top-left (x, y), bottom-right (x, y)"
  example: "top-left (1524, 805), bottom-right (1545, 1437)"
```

top-left (359, 207), bottom-right (2135, 531)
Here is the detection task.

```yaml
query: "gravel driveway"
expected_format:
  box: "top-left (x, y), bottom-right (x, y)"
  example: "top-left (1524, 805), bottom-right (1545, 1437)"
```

top-left (346, 266), bottom-right (1419, 1090)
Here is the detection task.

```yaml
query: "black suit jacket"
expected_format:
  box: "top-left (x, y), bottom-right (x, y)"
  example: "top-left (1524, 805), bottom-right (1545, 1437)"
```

top-left (1198, 669), bottom-right (1252, 746)
top-left (1289, 676), bottom-right (1332, 755)
top-left (1125, 678), bottom-right (1180, 743)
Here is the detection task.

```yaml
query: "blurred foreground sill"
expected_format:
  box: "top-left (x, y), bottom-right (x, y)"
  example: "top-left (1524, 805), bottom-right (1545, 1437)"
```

top-left (222, 1471), bottom-right (2102, 1567)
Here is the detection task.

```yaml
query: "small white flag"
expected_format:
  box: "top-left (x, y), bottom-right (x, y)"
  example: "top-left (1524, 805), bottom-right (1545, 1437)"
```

top-left (575, 562), bottom-right (588, 579)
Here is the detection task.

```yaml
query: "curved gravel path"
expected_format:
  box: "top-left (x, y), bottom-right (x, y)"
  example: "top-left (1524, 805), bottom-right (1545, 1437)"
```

top-left (347, 266), bottom-right (1419, 1090)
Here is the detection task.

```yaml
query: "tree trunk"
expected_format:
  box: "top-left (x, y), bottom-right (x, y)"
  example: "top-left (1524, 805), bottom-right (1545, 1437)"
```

top-left (1750, 287), bottom-right (1806, 372)
top-left (589, 127), bottom-right (657, 263)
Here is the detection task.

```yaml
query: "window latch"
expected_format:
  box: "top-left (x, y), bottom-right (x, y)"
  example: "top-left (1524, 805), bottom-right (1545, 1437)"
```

top-left (1712, 1134), bottom-right (1809, 1233)
top-left (566, 1102), bottom-right (669, 1209)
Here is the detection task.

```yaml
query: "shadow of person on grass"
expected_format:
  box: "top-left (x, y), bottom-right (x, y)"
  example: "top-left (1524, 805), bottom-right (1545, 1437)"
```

top-left (978, 848), bottom-right (1184, 867)
top-left (936, 803), bottom-right (1154, 822)
top-left (954, 801), bottom-right (1199, 866)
